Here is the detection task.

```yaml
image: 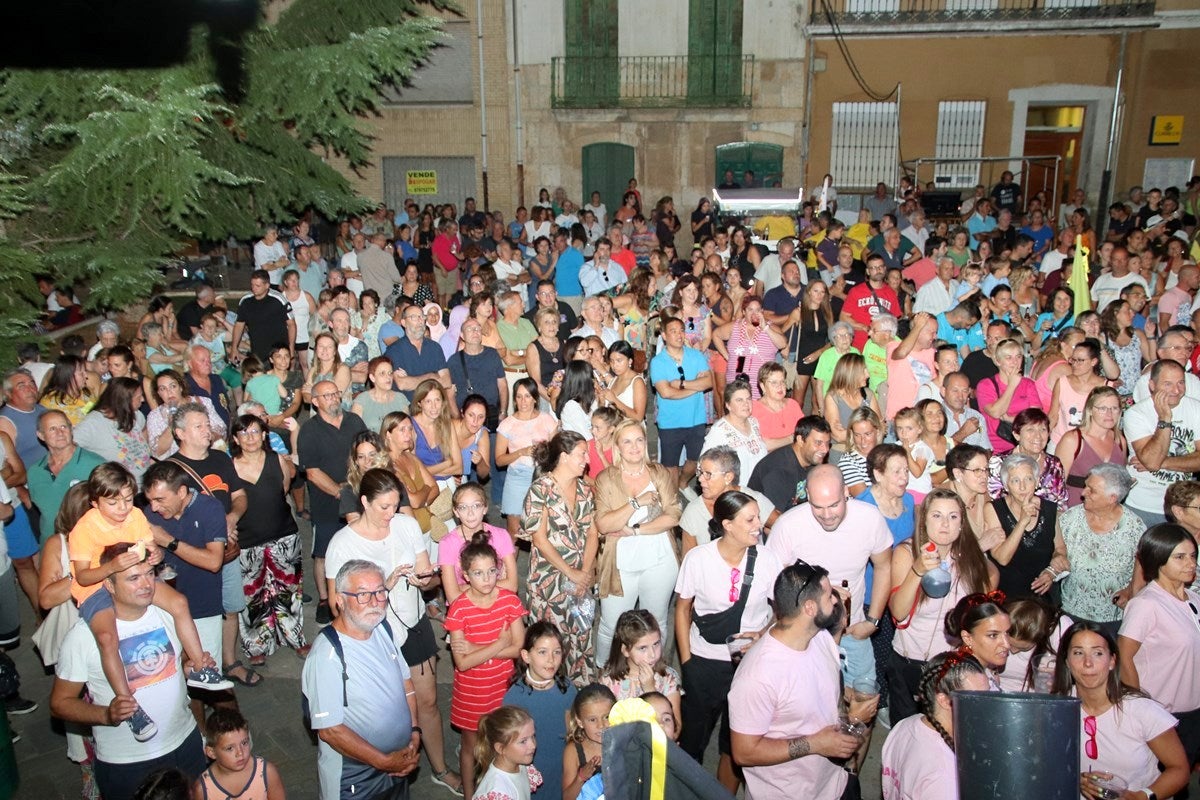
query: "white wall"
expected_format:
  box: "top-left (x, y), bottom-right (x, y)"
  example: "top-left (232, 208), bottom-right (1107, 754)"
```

top-left (618, 0), bottom-right (689, 56)
top-left (744, 0), bottom-right (806, 60)
top-left (514, 0), bottom-right (564, 65)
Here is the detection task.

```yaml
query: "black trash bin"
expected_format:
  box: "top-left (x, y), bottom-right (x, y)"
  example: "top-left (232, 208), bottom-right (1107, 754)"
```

top-left (955, 690), bottom-right (1080, 800)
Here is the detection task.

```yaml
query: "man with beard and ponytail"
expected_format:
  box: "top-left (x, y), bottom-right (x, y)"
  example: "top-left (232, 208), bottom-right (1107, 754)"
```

top-left (729, 560), bottom-right (879, 800)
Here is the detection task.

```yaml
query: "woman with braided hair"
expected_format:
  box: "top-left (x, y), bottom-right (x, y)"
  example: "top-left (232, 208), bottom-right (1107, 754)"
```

top-left (944, 591), bottom-right (1012, 691)
top-left (881, 650), bottom-right (990, 800)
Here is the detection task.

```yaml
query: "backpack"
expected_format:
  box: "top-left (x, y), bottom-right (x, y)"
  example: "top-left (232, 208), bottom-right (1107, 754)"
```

top-left (301, 619), bottom-right (395, 731)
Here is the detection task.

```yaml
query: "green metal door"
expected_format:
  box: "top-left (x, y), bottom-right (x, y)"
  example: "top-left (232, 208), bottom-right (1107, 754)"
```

top-left (582, 143), bottom-right (635, 221)
top-left (564, 0), bottom-right (619, 107)
top-left (688, 0), bottom-right (744, 105)
top-left (715, 142), bottom-right (785, 188)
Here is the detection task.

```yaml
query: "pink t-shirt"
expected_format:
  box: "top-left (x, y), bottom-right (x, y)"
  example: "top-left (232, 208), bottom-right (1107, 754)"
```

top-left (974, 375), bottom-right (1043, 452)
top-left (728, 631), bottom-right (846, 800)
top-left (496, 412), bottom-right (559, 469)
top-left (1158, 286), bottom-right (1192, 327)
top-left (997, 615), bottom-right (1071, 693)
top-left (893, 558), bottom-right (968, 661)
top-left (752, 398), bottom-right (802, 443)
top-left (881, 714), bottom-right (958, 800)
top-left (902, 258), bottom-right (938, 289)
top-left (1120, 581), bottom-right (1200, 712)
top-left (1078, 696), bottom-right (1176, 791)
top-left (675, 541), bottom-right (783, 662)
top-left (765, 499), bottom-right (893, 625)
top-left (437, 524), bottom-right (515, 589)
top-left (884, 341), bottom-right (936, 420)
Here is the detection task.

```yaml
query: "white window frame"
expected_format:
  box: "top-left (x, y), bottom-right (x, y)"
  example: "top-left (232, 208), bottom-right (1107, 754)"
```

top-left (933, 100), bottom-right (987, 190)
top-left (830, 101), bottom-right (899, 190)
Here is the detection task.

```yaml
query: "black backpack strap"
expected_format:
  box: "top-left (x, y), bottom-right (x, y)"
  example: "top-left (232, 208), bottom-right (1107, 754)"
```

top-left (323, 619), bottom-right (397, 709)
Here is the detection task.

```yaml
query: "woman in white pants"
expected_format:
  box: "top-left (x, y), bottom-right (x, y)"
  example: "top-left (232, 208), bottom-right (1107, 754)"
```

top-left (593, 419), bottom-right (682, 664)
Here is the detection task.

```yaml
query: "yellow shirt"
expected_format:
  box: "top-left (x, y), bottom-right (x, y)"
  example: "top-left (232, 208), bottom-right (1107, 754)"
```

top-left (845, 223), bottom-right (872, 259)
top-left (803, 230), bottom-right (827, 269)
top-left (753, 215), bottom-right (797, 241)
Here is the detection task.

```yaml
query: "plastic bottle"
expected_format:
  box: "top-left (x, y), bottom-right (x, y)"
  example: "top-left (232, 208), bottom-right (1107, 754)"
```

top-left (919, 542), bottom-right (953, 598)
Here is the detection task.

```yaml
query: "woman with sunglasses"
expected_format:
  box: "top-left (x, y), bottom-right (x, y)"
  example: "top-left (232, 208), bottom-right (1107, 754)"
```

top-left (1119, 524), bottom-right (1200, 772)
top-left (1054, 621), bottom-right (1188, 800)
top-left (881, 650), bottom-right (990, 800)
top-left (888, 487), bottom-right (996, 723)
top-left (324, 468), bottom-right (461, 795)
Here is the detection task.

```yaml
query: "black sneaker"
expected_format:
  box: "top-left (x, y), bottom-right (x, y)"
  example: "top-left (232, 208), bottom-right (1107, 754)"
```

top-left (302, 592), bottom-right (313, 604)
top-left (9, 730), bottom-right (19, 744)
top-left (186, 665), bottom-right (235, 691)
top-left (127, 706), bottom-right (158, 742)
top-left (3, 696), bottom-right (36, 715)
top-left (315, 600), bottom-right (332, 625)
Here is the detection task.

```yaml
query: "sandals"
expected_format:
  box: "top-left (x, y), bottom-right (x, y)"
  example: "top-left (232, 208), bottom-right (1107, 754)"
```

top-left (431, 769), bottom-right (463, 796)
top-left (248, 654), bottom-right (267, 667)
top-left (223, 660), bottom-right (264, 688)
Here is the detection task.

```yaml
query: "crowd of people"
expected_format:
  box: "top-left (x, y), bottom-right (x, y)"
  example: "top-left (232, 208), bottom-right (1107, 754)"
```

top-left (6, 174), bottom-right (1200, 800)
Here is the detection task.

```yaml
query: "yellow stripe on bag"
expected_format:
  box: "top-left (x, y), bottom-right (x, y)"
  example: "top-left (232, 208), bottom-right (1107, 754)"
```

top-left (608, 698), bottom-right (668, 800)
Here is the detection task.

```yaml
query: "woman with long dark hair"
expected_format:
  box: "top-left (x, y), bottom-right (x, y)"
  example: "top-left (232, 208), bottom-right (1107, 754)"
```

top-left (555, 361), bottom-right (597, 439)
top-left (71, 376), bottom-right (152, 479)
top-left (1053, 621), bottom-right (1188, 799)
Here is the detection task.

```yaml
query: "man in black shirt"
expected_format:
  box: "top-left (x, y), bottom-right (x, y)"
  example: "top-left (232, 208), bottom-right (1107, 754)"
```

top-left (177, 284), bottom-right (218, 339)
top-left (523, 280), bottom-right (578, 342)
top-left (961, 319), bottom-right (1011, 409)
top-left (447, 318), bottom-right (506, 429)
top-left (230, 270), bottom-right (295, 364)
top-left (747, 416), bottom-right (832, 512)
top-left (298, 380), bottom-right (368, 624)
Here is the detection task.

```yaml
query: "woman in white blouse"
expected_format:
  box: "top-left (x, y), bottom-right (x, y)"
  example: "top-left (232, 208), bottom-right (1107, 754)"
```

top-left (701, 380), bottom-right (768, 484)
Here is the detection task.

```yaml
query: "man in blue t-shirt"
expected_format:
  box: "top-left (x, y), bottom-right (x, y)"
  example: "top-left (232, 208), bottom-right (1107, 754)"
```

top-left (554, 230), bottom-right (585, 314)
top-left (303, 560), bottom-right (419, 800)
top-left (649, 317), bottom-right (712, 485)
top-left (936, 301), bottom-right (985, 359)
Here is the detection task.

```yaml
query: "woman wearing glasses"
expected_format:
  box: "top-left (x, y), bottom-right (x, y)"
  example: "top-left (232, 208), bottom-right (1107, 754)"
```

top-left (1056, 386), bottom-right (1128, 509)
top-left (811, 320), bottom-right (859, 410)
top-left (325, 468), bottom-right (461, 795)
top-left (888, 488), bottom-right (996, 723)
top-left (1119, 524), bottom-right (1200, 772)
top-left (229, 414), bottom-right (306, 664)
top-left (594, 419), bottom-right (682, 665)
top-left (1048, 339), bottom-right (1110, 448)
top-left (1053, 621), bottom-right (1188, 800)
top-left (989, 453), bottom-right (1068, 602)
top-left (945, 445), bottom-right (1005, 554)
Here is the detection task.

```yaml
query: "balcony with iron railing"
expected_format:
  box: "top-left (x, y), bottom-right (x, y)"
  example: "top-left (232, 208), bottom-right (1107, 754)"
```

top-left (550, 55), bottom-right (755, 110)
top-left (809, 0), bottom-right (1157, 32)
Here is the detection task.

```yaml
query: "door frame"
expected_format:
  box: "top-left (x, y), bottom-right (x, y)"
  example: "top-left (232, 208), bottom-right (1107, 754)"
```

top-left (1007, 85), bottom-right (1115, 201)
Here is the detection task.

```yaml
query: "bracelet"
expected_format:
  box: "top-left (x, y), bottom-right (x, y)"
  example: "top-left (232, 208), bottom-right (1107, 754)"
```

top-left (1041, 566), bottom-right (1059, 578)
top-left (411, 726), bottom-right (423, 737)
top-left (911, 564), bottom-right (923, 578)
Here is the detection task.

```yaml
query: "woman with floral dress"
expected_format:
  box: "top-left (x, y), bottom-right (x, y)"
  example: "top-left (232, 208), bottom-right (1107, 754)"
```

top-left (521, 431), bottom-right (599, 684)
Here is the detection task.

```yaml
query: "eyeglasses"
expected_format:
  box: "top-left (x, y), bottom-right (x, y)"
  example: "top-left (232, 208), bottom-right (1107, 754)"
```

top-left (341, 589), bottom-right (388, 604)
top-left (1067, 357), bottom-right (1092, 364)
top-left (697, 468), bottom-right (724, 481)
top-left (314, 392), bottom-right (341, 400)
top-left (236, 429), bottom-right (263, 438)
top-left (455, 503), bottom-right (486, 512)
top-left (961, 466), bottom-right (989, 475)
top-left (729, 567), bottom-right (742, 603)
top-left (1083, 714), bottom-right (1098, 760)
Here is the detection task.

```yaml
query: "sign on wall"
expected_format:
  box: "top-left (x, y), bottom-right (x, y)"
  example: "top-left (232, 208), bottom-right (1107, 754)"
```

top-left (1149, 115), bottom-right (1184, 146)
top-left (405, 170), bottom-right (438, 195)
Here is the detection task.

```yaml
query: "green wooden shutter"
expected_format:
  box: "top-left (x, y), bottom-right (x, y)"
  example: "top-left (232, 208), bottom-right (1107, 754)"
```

top-left (565, 0), bottom-right (619, 107)
top-left (688, 0), bottom-right (744, 105)
top-left (582, 143), bottom-right (635, 218)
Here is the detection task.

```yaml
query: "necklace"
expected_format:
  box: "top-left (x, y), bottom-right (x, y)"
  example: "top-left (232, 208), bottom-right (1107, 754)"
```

top-left (525, 670), bottom-right (555, 689)
top-left (621, 462), bottom-right (646, 478)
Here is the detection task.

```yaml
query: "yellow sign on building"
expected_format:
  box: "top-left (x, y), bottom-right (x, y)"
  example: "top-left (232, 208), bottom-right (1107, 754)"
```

top-left (1150, 116), bottom-right (1184, 146)
top-left (406, 170), bottom-right (438, 194)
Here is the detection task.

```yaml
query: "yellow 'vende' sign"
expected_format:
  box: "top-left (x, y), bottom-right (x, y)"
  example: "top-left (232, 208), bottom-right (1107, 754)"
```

top-left (1150, 116), bottom-right (1184, 146)
top-left (406, 170), bottom-right (438, 194)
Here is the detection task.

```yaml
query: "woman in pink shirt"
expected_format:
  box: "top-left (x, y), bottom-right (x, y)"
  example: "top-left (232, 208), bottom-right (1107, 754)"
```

top-left (751, 363), bottom-right (802, 452)
top-left (1053, 622), bottom-right (1189, 800)
top-left (1119, 524), bottom-right (1200, 767)
top-left (713, 296), bottom-right (788, 401)
top-left (881, 650), bottom-right (990, 800)
top-left (975, 338), bottom-right (1043, 453)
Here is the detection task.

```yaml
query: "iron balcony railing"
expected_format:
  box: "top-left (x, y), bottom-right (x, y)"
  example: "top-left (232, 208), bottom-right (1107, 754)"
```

top-left (810, 0), bottom-right (1155, 26)
top-left (551, 55), bottom-right (754, 110)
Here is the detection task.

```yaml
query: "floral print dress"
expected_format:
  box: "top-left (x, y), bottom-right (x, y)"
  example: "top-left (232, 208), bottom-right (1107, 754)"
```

top-left (522, 474), bottom-right (597, 684)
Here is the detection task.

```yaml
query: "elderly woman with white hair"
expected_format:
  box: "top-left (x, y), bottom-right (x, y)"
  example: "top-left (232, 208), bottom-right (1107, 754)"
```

top-left (991, 452), bottom-right (1068, 601)
top-left (1059, 462), bottom-right (1147, 635)
top-left (812, 319), bottom-right (859, 408)
top-left (88, 319), bottom-right (122, 364)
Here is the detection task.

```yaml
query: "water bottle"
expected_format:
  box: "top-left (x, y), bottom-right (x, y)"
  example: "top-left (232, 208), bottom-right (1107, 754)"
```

top-left (919, 542), bottom-right (952, 598)
top-left (562, 581), bottom-right (596, 631)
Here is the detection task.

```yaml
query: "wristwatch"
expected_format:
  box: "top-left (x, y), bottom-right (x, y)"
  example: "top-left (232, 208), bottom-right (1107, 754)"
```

top-left (1157, 420), bottom-right (1173, 430)
top-left (632, 523), bottom-right (642, 536)
top-left (1140, 791), bottom-right (1157, 800)
top-left (629, 497), bottom-right (640, 510)
top-left (865, 614), bottom-right (880, 627)
top-left (166, 539), bottom-right (180, 553)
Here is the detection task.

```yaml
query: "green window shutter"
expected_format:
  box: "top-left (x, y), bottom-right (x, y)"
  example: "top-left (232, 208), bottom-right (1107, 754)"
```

top-left (688, 0), bottom-right (744, 104)
top-left (564, 0), bottom-right (619, 106)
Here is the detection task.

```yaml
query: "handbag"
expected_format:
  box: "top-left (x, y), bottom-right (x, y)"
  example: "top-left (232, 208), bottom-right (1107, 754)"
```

top-left (167, 458), bottom-right (241, 563)
top-left (32, 601), bottom-right (78, 667)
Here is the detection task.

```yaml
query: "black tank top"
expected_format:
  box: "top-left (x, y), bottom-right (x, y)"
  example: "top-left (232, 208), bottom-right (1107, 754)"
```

top-left (237, 453), bottom-right (299, 549)
top-left (533, 339), bottom-right (562, 389)
top-left (990, 497), bottom-right (1056, 601)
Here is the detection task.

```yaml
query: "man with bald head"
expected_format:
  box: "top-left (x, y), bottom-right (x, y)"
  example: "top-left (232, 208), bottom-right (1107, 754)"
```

top-left (298, 380), bottom-right (368, 624)
top-left (765, 464), bottom-right (893, 694)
